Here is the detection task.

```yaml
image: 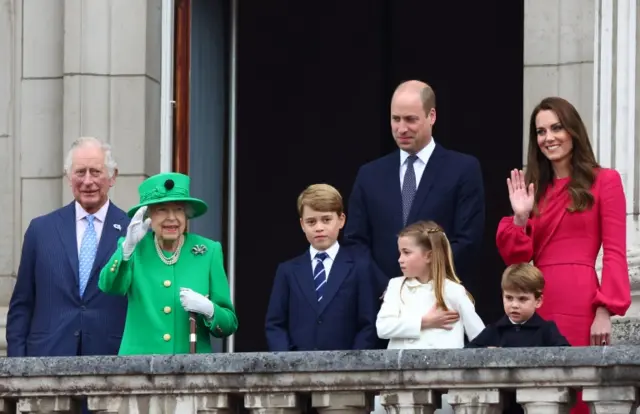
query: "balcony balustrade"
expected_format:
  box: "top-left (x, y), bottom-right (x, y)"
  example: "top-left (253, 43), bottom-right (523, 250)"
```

top-left (0, 346), bottom-right (638, 414)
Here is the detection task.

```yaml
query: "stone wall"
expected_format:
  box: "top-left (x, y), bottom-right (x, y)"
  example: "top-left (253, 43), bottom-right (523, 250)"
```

top-left (0, 347), bottom-right (638, 413)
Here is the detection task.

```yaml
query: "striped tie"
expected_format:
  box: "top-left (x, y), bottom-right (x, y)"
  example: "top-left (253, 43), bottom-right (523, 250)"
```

top-left (313, 252), bottom-right (329, 302)
top-left (402, 154), bottom-right (418, 225)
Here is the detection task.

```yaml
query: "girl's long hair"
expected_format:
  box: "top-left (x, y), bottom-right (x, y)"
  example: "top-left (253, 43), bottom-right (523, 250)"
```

top-left (398, 220), bottom-right (473, 310)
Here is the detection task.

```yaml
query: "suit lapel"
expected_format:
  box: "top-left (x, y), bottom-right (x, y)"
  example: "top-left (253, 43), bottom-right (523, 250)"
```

top-left (407, 145), bottom-right (445, 224)
top-left (317, 248), bottom-right (352, 314)
top-left (292, 253), bottom-right (320, 312)
top-left (90, 204), bottom-right (126, 278)
top-left (380, 153), bottom-right (404, 230)
top-left (56, 202), bottom-right (80, 284)
top-left (86, 203), bottom-right (127, 298)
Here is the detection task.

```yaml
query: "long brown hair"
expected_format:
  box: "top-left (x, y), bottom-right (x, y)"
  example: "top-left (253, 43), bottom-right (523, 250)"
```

top-left (526, 97), bottom-right (599, 213)
top-left (398, 220), bottom-right (473, 310)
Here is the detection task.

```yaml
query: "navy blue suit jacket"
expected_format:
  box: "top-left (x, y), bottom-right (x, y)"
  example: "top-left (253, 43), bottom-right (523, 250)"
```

top-left (345, 144), bottom-right (485, 294)
top-left (7, 201), bottom-right (130, 357)
top-left (265, 246), bottom-right (378, 351)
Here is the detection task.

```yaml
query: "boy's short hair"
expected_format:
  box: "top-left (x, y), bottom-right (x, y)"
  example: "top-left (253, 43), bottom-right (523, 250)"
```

top-left (297, 184), bottom-right (344, 217)
top-left (501, 263), bottom-right (545, 299)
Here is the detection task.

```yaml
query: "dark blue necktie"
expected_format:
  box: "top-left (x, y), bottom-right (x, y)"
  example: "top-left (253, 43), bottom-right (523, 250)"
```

top-left (314, 252), bottom-right (329, 302)
top-left (402, 155), bottom-right (418, 225)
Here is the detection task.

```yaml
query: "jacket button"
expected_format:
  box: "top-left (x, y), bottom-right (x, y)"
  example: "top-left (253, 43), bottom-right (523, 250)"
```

top-left (164, 306), bottom-right (171, 314)
top-left (163, 334), bottom-right (171, 341)
top-left (164, 280), bottom-right (171, 287)
top-left (74, 330), bottom-right (80, 337)
top-left (317, 319), bottom-right (322, 325)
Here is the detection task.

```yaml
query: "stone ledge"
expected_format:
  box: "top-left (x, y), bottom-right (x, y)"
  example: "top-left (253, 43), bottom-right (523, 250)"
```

top-left (1, 346), bottom-right (639, 378)
top-left (612, 317), bottom-right (640, 344)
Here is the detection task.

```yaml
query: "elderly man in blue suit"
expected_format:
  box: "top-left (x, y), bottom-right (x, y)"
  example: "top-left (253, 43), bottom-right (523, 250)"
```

top-left (7, 136), bottom-right (129, 358)
top-left (345, 80), bottom-right (485, 300)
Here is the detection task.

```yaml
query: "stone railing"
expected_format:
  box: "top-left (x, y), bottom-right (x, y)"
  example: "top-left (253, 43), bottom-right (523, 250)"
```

top-left (0, 347), bottom-right (639, 413)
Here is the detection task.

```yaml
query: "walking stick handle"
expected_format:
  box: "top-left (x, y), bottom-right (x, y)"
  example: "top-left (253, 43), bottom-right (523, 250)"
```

top-left (189, 312), bottom-right (197, 353)
top-left (189, 294), bottom-right (209, 354)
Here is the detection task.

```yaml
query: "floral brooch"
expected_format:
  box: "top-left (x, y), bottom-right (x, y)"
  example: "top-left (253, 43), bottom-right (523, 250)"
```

top-left (191, 245), bottom-right (207, 256)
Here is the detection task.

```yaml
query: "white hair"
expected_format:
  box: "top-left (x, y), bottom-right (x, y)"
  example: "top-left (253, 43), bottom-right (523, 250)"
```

top-left (63, 137), bottom-right (118, 178)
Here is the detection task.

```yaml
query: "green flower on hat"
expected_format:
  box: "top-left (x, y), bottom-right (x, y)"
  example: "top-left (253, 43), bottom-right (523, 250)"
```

top-left (127, 172), bottom-right (208, 219)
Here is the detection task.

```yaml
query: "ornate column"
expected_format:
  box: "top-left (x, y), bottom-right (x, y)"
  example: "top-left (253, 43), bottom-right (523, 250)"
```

top-left (312, 391), bottom-right (371, 414)
top-left (17, 397), bottom-right (79, 414)
top-left (592, 0), bottom-right (640, 341)
top-left (244, 393), bottom-right (305, 414)
top-left (516, 387), bottom-right (575, 414)
top-left (447, 389), bottom-right (502, 414)
top-left (583, 386), bottom-right (639, 413)
top-left (380, 390), bottom-right (438, 414)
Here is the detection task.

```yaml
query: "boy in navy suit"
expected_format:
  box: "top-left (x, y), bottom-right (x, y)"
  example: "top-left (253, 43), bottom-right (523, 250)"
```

top-left (466, 263), bottom-right (569, 349)
top-left (466, 263), bottom-right (569, 414)
top-left (265, 184), bottom-right (378, 351)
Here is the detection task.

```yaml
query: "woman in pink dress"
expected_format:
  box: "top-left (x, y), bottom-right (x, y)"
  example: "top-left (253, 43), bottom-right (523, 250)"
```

top-left (496, 97), bottom-right (631, 414)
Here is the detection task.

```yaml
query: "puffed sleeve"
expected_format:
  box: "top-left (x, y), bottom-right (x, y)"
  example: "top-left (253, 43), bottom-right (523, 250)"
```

top-left (592, 169), bottom-right (631, 316)
top-left (98, 237), bottom-right (134, 295)
top-left (496, 216), bottom-right (534, 264)
top-left (376, 277), bottom-right (421, 339)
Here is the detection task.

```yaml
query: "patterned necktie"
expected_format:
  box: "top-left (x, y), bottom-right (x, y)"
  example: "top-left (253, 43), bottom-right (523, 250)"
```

top-left (313, 252), bottom-right (329, 302)
top-left (402, 155), bottom-right (418, 225)
top-left (79, 214), bottom-right (98, 297)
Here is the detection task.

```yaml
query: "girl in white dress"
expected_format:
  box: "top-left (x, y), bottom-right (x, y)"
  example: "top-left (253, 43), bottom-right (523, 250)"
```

top-left (374, 220), bottom-right (485, 414)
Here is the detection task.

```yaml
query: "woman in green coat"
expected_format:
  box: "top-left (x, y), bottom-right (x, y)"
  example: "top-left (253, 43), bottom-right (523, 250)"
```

top-left (99, 172), bottom-right (238, 355)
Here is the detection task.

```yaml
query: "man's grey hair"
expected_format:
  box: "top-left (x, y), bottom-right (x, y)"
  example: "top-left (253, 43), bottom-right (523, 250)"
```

top-left (63, 137), bottom-right (118, 178)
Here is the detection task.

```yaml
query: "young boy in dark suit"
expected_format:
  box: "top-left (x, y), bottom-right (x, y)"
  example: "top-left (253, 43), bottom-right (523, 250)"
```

top-left (466, 263), bottom-right (570, 413)
top-left (466, 263), bottom-right (569, 348)
top-left (265, 184), bottom-right (378, 351)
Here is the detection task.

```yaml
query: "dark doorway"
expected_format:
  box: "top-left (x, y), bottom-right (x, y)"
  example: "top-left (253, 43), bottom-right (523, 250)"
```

top-left (234, 1), bottom-right (524, 352)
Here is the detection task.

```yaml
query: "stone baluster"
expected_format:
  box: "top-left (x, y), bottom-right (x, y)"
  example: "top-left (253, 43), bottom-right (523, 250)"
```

top-left (447, 389), bottom-right (502, 414)
top-left (0, 399), bottom-right (15, 414)
top-left (515, 387), bottom-right (574, 414)
top-left (583, 386), bottom-right (639, 413)
top-left (244, 393), bottom-right (305, 414)
top-left (380, 390), bottom-right (438, 414)
top-left (87, 396), bottom-right (123, 414)
top-left (312, 392), bottom-right (371, 414)
top-left (195, 394), bottom-right (233, 414)
top-left (17, 397), bottom-right (80, 414)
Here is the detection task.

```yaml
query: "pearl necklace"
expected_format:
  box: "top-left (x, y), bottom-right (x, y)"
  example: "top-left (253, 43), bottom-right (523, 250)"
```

top-left (155, 234), bottom-right (184, 265)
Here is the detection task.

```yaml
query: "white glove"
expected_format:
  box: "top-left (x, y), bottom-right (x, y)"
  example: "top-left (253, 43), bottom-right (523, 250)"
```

top-left (180, 288), bottom-right (214, 319)
top-left (122, 206), bottom-right (151, 261)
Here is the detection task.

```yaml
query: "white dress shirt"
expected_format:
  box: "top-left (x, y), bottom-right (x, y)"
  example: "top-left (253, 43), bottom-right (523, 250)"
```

top-left (399, 138), bottom-right (436, 188)
top-left (309, 241), bottom-right (340, 280)
top-left (376, 276), bottom-right (485, 349)
top-left (75, 200), bottom-right (110, 252)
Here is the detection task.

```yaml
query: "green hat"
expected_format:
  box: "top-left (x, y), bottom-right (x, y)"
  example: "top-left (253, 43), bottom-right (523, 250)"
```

top-left (127, 172), bottom-right (208, 219)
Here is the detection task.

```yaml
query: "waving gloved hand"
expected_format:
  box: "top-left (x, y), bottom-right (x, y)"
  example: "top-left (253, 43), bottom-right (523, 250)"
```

top-left (180, 288), bottom-right (214, 319)
top-left (122, 206), bottom-right (151, 261)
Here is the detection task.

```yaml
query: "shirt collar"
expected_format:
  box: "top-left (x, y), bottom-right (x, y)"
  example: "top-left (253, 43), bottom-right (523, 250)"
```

top-left (400, 138), bottom-right (436, 166)
top-left (497, 312), bottom-right (543, 327)
top-left (75, 199), bottom-right (110, 223)
top-left (309, 240), bottom-right (340, 261)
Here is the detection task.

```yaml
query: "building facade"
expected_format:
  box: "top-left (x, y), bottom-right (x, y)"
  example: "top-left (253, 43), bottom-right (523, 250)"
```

top-left (0, 0), bottom-right (638, 354)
